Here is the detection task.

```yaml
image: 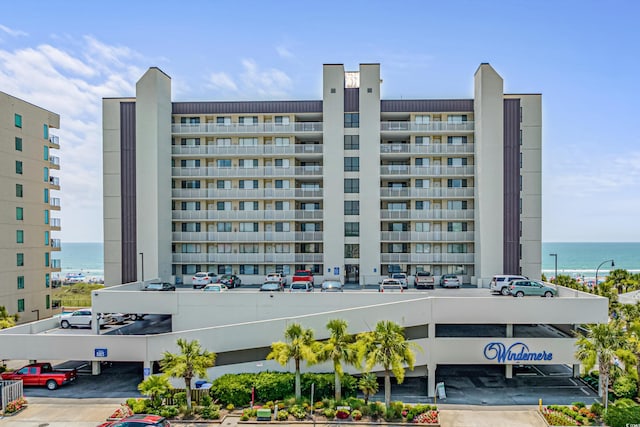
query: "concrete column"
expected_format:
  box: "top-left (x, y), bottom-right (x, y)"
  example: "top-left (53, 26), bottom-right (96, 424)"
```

top-left (92, 361), bottom-right (101, 375)
top-left (506, 324), bottom-right (513, 337)
top-left (92, 312), bottom-right (100, 335)
top-left (573, 364), bottom-right (581, 377)
top-left (505, 323), bottom-right (513, 378)
top-left (143, 360), bottom-right (152, 378)
top-left (427, 365), bottom-right (436, 398)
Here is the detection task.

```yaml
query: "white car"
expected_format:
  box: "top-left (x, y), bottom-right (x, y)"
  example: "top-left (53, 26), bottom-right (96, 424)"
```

top-left (391, 273), bottom-right (409, 289)
top-left (379, 278), bottom-right (404, 293)
top-left (490, 274), bottom-right (528, 296)
top-left (59, 309), bottom-right (107, 329)
top-left (192, 272), bottom-right (217, 289)
top-left (265, 272), bottom-right (286, 287)
top-left (203, 284), bottom-right (228, 292)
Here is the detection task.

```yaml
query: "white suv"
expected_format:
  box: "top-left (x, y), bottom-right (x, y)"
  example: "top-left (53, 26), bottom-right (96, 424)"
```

top-left (59, 309), bottom-right (107, 329)
top-left (490, 274), bottom-right (528, 296)
top-left (192, 272), bottom-right (217, 289)
top-left (391, 273), bottom-right (409, 289)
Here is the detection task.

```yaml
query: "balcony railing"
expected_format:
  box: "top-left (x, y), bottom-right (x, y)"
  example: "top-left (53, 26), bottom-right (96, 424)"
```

top-left (50, 238), bottom-right (62, 248)
top-left (50, 198), bottom-right (61, 208)
top-left (172, 209), bottom-right (323, 221)
top-left (380, 231), bottom-right (474, 242)
top-left (50, 217), bottom-right (61, 228)
top-left (172, 253), bottom-right (314, 264)
top-left (172, 188), bottom-right (323, 199)
top-left (51, 259), bottom-right (62, 269)
top-left (172, 166), bottom-right (323, 178)
top-left (380, 209), bottom-right (475, 220)
top-left (380, 143), bottom-right (474, 154)
top-left (380, 187), bottom-right (475, 198)
top-left (172, 144), bottom-right (323, 156)
top-left (380, 165), bottom-right (474, 176)
top-left (172, 231), bottom-right (323, 242)
top-left (49, 176), bottom-right (60, 189)
top-left (171, 122), bottom-right (323, 135)
top-left (49, 135), bottom-right (60, 147)
top-left (380, 121), bottom-right (474, 132)
top-left (49, 156), bottom-right (61, 168)
top-left (381, 253), bottom-right (475, 263)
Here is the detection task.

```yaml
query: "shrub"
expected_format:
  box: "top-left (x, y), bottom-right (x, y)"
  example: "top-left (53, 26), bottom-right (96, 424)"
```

top-left (277, 410), bottom-right (289, 421)
top-left (336, 407), bottom-right (350, 419)
top-left (384, 407), bottom-right (402, 422)
top-left (159, 406), bottom-right (179, 418)
top-left (351, 409), bottom-right (362, 420)
top-left (200, 394), bottom-right (212, 407)
top-left (290, 404), bottom-right (307, 420)
top-left (240, 414), bottom-right (250, 421)
top-left (406, 404), bottom-right (436, 421)
top-left (226, 403), bottom-right (235, 411)
top-left (590, 402), bottom-right (603, 416)
top-left (200, 406), bottom-right (220, 420)
top-left (323, 408), bottom-right (335, 419)
top-left (368, 401), bottom-right (385, 419)
top-left (313, 401), bottom-right (324, 409)
top-left (414, 411), bottom-right (439, 424)
top-left (604, 404), bottom-right (640, 427)
top-left (613, 375), bottom-right (637, 400)
top-left (210, 373), bottom-right (253, 406)
top-left (347, 397), bottom-right (364, 410)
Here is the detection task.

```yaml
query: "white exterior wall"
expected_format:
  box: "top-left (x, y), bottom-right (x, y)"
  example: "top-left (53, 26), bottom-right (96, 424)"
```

top-left (474, 64), bottom-right (504, 285)
top-left (135, 69), bottom-right (172, 281)
top-left (322, 65), bottom-right (345, 279)
top-left (358, 64), bottom-right (381, 285)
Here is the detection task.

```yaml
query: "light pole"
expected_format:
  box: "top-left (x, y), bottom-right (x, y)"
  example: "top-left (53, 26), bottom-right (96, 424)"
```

top-left (549, 253), bottom-right (558, 283)
top-left (139, 252), bottom-right (144, 282)
top-left (595, 259), bottom-right (615, 287)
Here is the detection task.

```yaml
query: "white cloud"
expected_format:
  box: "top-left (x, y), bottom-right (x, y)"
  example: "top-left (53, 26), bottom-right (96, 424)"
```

top-left (205, 59), bottom-right (293, 99)
top-left (276, 45), bottom-right (293, 58)
top-left (0, 24), bottom-right (28, 37)
top-left (207, 72), bottom-right (238, 92)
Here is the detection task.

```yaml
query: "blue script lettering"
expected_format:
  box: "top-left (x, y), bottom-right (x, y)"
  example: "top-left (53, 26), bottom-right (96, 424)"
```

top-left (483, 342), bottom-right (553, 363)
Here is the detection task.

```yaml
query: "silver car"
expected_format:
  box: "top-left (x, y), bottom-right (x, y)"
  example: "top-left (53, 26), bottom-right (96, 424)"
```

top-left (379, 278), bottom-right (404, 293)
top-left (320, 280), bottom-right (343, 292)
top-left (440, 274), bottom-right (461, 288)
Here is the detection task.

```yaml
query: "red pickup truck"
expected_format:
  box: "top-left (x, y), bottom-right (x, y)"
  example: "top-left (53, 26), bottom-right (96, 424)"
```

top-left (0, 362), bottom-right (77, 390)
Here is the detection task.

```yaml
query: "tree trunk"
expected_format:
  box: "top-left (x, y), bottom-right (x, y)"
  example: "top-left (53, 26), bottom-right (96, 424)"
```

top-left (295, 359), bottom-right (301, 400)
top-left (185, 377), bottom-right (192, 411)
top-left (334, 368), bottom-right (342, 402)
top-left (384, 369), bottom-right (391, 408)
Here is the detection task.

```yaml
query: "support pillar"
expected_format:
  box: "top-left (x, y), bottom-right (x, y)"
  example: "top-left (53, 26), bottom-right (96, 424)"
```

top-left (427, 365), bottom-right (436, 398)
top-left (143, 360), bottom-right (152, 378)
top-left (505, 324), bottom-right (513, 378)
top-left (573, 364), bottom-right (581, 377)
top-left (92, 361), bottom-right (101, 375)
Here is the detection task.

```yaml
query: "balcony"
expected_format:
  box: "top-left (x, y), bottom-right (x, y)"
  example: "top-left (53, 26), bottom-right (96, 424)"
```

top-left (380, 209), bottom-right (475, 220)
top-left (380, 165), bottom-right (474, 177)
top-left (49, 135), bottom-right (60, 148)
top-left (172, 231), bottom-right (322, 243)
top-left (172, 144), bottom-right (323, 156)
top-left (172, 209), bottom-right (323, 221)
top-left (50, 197), bottom-right (61, 210)
top-left (380, 187), bottom-right (475, 198)
top-left (380, 231), bottom-right (474, 242)
top-left (171, 122), bottom-right (323, 135)
top-left (50, 259), bottom-right (62, 271)
top-left (172, 188), bottom-right (323, 199)
top-left (50, 238), bottom-right (62, 250)
top-left (171, 166), bottom-right (323, 178)
top-left (380, 121), bottom-right (474, 133)
top-left (295, 254), bottom-right (323, 263)
top-left (49, 176), bottom-right (60, 190)
top-left (50, 217), bottom-right (61, 230)
top-left (381, 253), bottom-right (475, 264)
top-left (380, 143), bottom-right (474, 155)
top-left (49, 155), bottom-right (61, 169)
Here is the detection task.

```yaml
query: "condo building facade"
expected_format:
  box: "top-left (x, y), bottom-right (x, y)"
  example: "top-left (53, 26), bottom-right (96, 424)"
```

top-left (103, 63), bottom-right (541, 287)
top-left (0, 92), bottom-right (61, 323)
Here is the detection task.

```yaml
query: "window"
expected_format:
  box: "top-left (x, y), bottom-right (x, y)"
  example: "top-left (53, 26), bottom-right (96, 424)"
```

top-left (447, 136), bottom-right (468, 145)
top-left (17, 299), bottom-right (24, 313)
top-left (181, 244), bottom-right (201, 253)
top-left (216, 159), bottom-right (231, 168)
top-left (217, 265), bottom-right (232, 275)
top-left (301, 202), bottom-right (318, 211)
top-left (17, 276), bottom-right (24, 289)
top-left (344, 113), bottom-right (359, 128)
top-left (345, 244), bottom-right (360, 258)
top-left (415, 222), bottom-right (430, 232)
top-left (240, 265), bottom-right (259, 274)
top-left (301, 182), bottom-right (319, 190)
top-left (275, 201), bottom-right (290, 210)
top-left (239, 244), bottom-right (259, 253)
top-left (217, 180), bottom-right (231, 189)
top-left (216, 116), bottom-right (231, 126)
top-left (300, 223), bottom-right (318, 232)
top-left (239, 116), bottom-right (258, 125)
top-left (389, 223), bottom-right (407, 232)
top-left (216, 244), bottom-right (232, 253)
top-left (448, 179), bottom-right (467, 188)
top-left (275, 116), bottom-right (290, 125)
top-left (17, 253), bottom-right (24, 266)
top-left (44, 145), bottom-right (49, 160)
top-left (15, 137), bottom-right (22, 151)
top-left (43, 124), bottom-right (49, 139)
top-left (44, 210), bottom-right (49, 224)
top-left (180, 159), bottom-right (201, 167)
top-left (216, 138), bottom-right (231, 146)
top-left (415, 201), bottom-right (430, 210)
top-left (45, 252), bottom-right (50, 267)
top-left (275, 222), bottom-right (290, 232)
top-left (448, 222), bottom-right (468, 232)
top-left (275, 180), bottom-right (290, 189)
top-left (448, 158), bottom-right (468, 166)
top-left (181, 223), bottom-right (201, 232)
top-left (181, 180), bottom-right (201, 189)
top-left (181, 202), bottom-right (201, 210)
top-left (15, 161), bottom-right (23, 174)
top-left (275, 137), bottom-right (290, 146)
top-left (388, 202), bottom-right (407, 211)
top-left (344, 201), bottom-right (360, 215)
top-left (239, 138), bottom-right (258, 146)
top-left (239, 159), bottom-right (259, 168)
top-left (217, 222), bottom-right (232, 232)
top-left (345, 222), bottom-right (359, 237)
top-left (275, 159), bottom-right (290, 168)
top-left (416, 243), bottom-right (431, 253)
top-left (447, 115), bottom-right (468, 123)
top-left (344, 157), bottom-right (360, 172)
top-left (44, 188), bottom-right (49, 203)
top-left (415, 115), bottom-right (430, 124)
top-left (448, 200), bottom-right (468, 210)
top-left (181, 265), bottom-right (198, 275)
top-left (344, 135), bottom-right (360, 150)
top-left (16, 207), bottom-right (23, 220)
top-left (180, 138), bottom-right (201, 146)
top-left (44, 167), bottom-right (49, 182)
top-left (415, 136), bottom-right (430, 145)
top-left (415, 179), bottom-right (429, 188)
top-left (239, 180), bottom-right (258, 189)
top-left (415, 158), bottom-right (429, 167)
top-left (16, 230), bottom-right (23, 243)
top-left (239, 223), bottom-right (258, 232)
top-left (275, 244), bottom-right (290, 253)
top-left (448, 244), bottom-right (467, 253)
top-left (388, 243), bottom-right (407, 253)
top-left (15, 113), bottom-right (22, 128)
top-left (239, 201), bottom-right (258, 211)
top-left (45, 273), bottom-right (50, 288)
top-left (344, 178), bottom-right (359, 193)
top-left (180, 117), bottom-right (200, 124)
top-left (16, 184), bottom-right (23, 198)
top-left (46, 294), bottom-right (50, 310)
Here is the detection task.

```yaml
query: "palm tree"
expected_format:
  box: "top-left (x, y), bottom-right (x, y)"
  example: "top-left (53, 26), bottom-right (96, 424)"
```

top-left (267, 322), bottom-right (318, 400)
top-left (138, 374), bottom-right (173, 406)
top-left (575, 322), bottom-right (627, 407)
top-left (617, 304), bottom-right (640, 397)
top-left (316, 319), bottom-right (360, 401)
top-left (359, 320), bottom-right (418, 408)
top-left (358, 372), bottom-right (379, 404)
top-left (160, 338), bottom-right (216, 411)
top-left (0, 306), bottom-right (17, 330)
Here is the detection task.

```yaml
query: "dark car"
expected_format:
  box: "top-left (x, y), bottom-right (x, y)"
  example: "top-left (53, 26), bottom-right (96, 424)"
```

top-left (217, 274), bottom-right (241, 288)
top-left (98, 414), bottom-right (170, 427)
top-left (143, 282), bottom-right (176, 291)
top-left (260, 281), bottom-right (283, 292)
top-left (320, 280), bottom-right (343, 292)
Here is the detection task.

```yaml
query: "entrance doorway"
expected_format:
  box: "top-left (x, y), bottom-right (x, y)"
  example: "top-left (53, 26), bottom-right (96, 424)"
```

top-left (345, 265), bottom-right (359, 284)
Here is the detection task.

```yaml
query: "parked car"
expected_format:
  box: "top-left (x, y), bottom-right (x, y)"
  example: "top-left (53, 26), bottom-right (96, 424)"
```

top-left (414, 271), bottom-right (435, 289)
top-left (265, 272), bottom-right (287, 287)
top-left (192, 272), bottom-right (217, 289)
top-left (143, 282), bottom-right (176, 291)
top-left (202, 284), bottom-right (228, 292)
top-left (0, 362), bottom-right (77, 390)
top-left (97, 414), bottom-right (170, 427)
top-left (107, 313), bottom-right (130, 324)
top-left (59, 309), bottom-right (107, 329)
top-left (320, 280), bottom-right (343, 292)
top-left (490, 274), bottom-right (529, 296)
top-left (379, 278), bottom-right (404, 293)
top-left (217, 274), bottom-right (241, 288)
top-left (292, 270), bottom-right (314, 286)
top-left (509, 280), bottom-right (557, 297)
top-left (391, 273), bottom-right (409, 289)
top-left (260, 281), bottom-right (283, 292)
top-left (440, 274), bottom-right (461, 288)
top-left (289, 281), bottom-right (314, 292)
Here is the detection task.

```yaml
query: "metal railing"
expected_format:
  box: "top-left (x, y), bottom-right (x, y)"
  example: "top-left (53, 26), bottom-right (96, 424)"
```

top-left (172, 188), bottom-right (323, 199)
top-left (380, 187), bottom-right (474, 198)
top-left (381, 253), bottom-right (475, 263)
top-left (50, 217), bottom-right (61, 227)
top-left (49, 135), bottom-right (60, 147)
top-left (172, 231), bottom-right (323, 242)
top-left (380, 121), bottom-right (474, 132)
top-left (1, 380), bottom-right (23, 414)
top-left (49, 176), bottom-right (60, 187)
top-left (380, 165), bottom-right (474, 176)
top-left (380, 209), bottom-right (474, 220)
top-left (51, 238), bottom-right (62, 248)
top-left (380, 231), bottom-right (474, 241)
top-left (50, 197), bottom-right (61, 208)
top-left (172, 166), bottom-right (323, 178)
top-left (380, 143), bottom-right (474, 154)
top-left (49, 155), bottom-right (61, 167)
top-left (171, 122), bottom-right (323, 134)
top-left (172, 144), bottom-right (323, 156)
top-left (172, 210), bottom-right (323, 221)
top-left (51, 259), bottom-right (62, 269)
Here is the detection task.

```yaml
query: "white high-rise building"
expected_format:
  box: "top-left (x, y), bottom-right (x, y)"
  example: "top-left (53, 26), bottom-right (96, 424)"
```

top-left (102, 63), bottom-right (541, 287)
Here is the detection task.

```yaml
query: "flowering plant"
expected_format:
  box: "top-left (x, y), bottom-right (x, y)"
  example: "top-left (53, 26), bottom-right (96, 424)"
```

top-left (336, 408), bottom-right (351, 419)
top-left (4, 397), bottom-right (28, 414)
top-left (413, 410), bottom-right (439, 424)
top-left (109, 404), bottom-right (134, 419)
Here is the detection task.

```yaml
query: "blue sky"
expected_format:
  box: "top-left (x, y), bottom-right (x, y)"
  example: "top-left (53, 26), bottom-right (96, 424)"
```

top-left (1, 0), bottom-right (638, 243)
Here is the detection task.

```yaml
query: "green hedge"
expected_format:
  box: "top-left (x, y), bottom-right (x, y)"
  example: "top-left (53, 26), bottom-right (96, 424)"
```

top-left (210, 372), bottom-right (357, 406)
top-left (604, 404), bottom-right (640, 427)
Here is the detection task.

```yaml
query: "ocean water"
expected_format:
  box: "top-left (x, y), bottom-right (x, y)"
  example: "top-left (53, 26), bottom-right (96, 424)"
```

top-left (52, 242), bottom-right (640, 280)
